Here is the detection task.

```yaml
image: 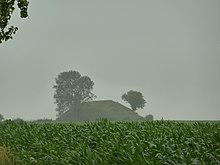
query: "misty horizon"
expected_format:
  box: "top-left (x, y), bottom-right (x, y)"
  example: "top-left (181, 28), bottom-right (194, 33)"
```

top-left (0, 0), bottom-right (220, 120)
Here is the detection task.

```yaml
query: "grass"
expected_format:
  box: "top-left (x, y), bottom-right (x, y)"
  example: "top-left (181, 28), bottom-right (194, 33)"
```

top-left (57, 100), bottom-right (145, 121)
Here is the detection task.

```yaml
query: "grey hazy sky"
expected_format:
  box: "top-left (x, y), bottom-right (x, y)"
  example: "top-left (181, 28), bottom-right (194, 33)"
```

top-left (0, 0), bottom-right (220, 120)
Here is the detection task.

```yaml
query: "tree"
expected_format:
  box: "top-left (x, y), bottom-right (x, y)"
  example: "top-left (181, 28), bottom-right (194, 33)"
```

top-left (0, 113), bottom-right (4, 121)
top-left (53, 71), bottom-right (96, 118)
top-left (0, 0), bottom-right (29, 44)
top-left (122, 90), bottom-right (146, 111)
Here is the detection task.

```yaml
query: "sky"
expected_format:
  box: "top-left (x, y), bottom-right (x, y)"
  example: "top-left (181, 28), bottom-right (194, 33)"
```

top-left (0, 0), bottom-right (220, 120)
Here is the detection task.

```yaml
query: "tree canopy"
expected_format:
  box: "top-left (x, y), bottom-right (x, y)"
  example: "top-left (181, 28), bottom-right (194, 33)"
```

top-left (0, 0), bottom-right (29, 44)
top-left (122, 90), bottom-right (146, 111)
top-left (53, 71), bottom-right (96, 117)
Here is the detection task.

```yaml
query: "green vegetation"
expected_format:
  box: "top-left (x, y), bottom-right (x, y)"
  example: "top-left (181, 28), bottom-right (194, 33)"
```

top-left (56, 100), bottom-right (144, 122)
top-left (0, 119), bottom-right (220, 164)
top-left (122, 90), bottom-right (146, 111)
top-left (0, 0), bottom-right (29, 44)
top-left (53, 70), bottom-right (96, 118)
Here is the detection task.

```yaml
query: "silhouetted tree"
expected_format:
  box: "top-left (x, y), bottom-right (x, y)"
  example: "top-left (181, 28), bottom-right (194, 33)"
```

top-left (0, 0), bottom-right (29, 44)
top-left (53, 71), bottom-right (96, 118)
top-left (122, 90), bottom-right (146, 111)
top-left (0, 114), bottom-right (4, 121)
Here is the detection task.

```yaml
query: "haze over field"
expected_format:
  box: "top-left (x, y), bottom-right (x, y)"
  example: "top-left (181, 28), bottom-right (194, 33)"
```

top-left (0, 0), bottom-right (220, 120)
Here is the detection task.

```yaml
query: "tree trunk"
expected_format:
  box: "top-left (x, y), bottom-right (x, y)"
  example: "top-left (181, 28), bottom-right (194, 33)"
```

top-left (71, 101), bottom-right (81, 121)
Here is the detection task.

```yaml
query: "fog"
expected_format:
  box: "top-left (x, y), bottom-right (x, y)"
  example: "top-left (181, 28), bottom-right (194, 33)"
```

top-left (0, 0), bottom-right (220, 120)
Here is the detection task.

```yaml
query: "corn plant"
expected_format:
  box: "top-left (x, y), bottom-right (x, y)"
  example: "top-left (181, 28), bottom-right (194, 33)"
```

top-left (0, 119), bottom-right (220, 164)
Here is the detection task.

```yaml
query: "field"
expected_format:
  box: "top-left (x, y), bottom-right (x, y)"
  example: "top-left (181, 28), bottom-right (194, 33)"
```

top-left (0, 119), bottom-right (220, 164)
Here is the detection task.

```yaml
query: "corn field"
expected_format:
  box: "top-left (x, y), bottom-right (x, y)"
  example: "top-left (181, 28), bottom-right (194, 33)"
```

top-left (0, 119), bottom-right (220, 164)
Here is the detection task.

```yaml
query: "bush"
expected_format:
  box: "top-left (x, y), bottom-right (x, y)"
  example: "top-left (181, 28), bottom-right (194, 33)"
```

top-left (145, 114), bottom-right (153, 121)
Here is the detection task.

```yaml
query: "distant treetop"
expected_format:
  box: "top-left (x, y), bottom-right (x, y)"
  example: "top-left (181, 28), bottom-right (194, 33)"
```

top-left (122, 90), bottom-right (146, 111)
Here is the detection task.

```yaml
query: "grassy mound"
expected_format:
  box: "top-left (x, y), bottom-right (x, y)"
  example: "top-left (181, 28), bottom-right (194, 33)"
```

top-left (57, 100), bottom-right (144, 121)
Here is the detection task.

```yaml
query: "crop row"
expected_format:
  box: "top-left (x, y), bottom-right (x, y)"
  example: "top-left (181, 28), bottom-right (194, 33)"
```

top-left (0, 119), bottom-right (220, 164)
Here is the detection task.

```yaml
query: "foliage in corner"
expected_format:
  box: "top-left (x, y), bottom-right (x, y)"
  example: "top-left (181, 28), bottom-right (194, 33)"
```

top-left (0, 0), bottom-right (29, 44)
